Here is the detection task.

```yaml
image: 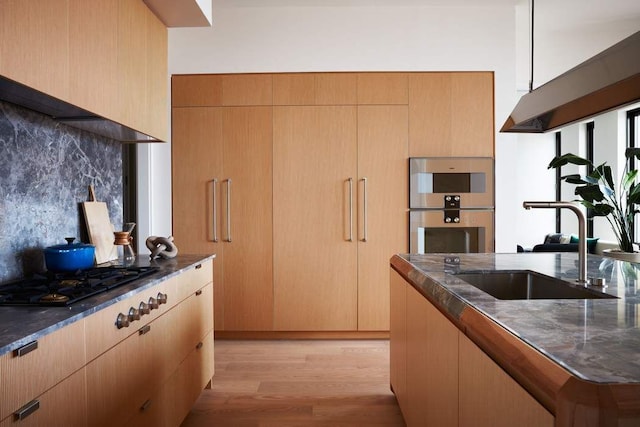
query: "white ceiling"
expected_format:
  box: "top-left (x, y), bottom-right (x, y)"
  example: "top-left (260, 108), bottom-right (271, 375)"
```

top-left (216, 0), bottom-right (640, 33)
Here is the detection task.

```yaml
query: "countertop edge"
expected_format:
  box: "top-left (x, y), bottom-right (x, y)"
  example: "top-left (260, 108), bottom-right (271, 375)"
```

top-left (391, 254), bottom-right (640, 423)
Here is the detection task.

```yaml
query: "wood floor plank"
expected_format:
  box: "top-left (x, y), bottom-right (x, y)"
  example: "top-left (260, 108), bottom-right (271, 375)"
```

top-left (180, 340), bottom-right (406, 427)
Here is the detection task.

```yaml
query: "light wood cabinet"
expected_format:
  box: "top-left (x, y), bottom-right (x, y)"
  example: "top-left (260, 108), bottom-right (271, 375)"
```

top-left (145, 5), bottom-right (168, 140)
top-left (0, 0), bottom-right (168, 141)
top-left (390, 268), bottom-right (554, 427)
top-left (171, 107), bottom-right (224, 328)
top-left (171, 74), bottom-right (223, 107)
top-left (86, 260), bottom-right (213, 427)
top-left (273, 106), bottom-right (358, 331)
top-left (0, 368), bottom-right (87, 427)
top-left (0, 320), bottom-right (85, 421)
top-left (68, 0), bottom-right (118, 122)
top-left (272, 73), bottom-right (357, 106)
top-left (357, 106), bottom-right (408, 330)
top-left (172, 105), bottom-right (273, 331)
top-left (357, 73), bottom-right (408, 105)
top-left (405, 284), bottom-right (458, 426)
top-left (222, 74), bottom-right (272, 106)
top-left (172, 71), bottom-right (492, 333)
top-left (221, 107), bottom-right (273, 330)
top-left (408, 72), bottom-right (494, 157)
top-left (117, 0), bottom-right (148, 133)
top-left (458, 333), bottom-right (554, 427)
top-left (0, 0), bottom-right (70, 102)
top-left (389, 269), bottom-right (407, 415)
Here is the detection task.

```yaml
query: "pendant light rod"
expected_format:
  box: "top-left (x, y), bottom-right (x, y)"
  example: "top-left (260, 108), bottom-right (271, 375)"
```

top-left (529, 0), bottom-right (535, 93)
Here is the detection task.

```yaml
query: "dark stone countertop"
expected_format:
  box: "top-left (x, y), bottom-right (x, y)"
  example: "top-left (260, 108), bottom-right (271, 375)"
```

top-left (392, 252), bottom-right (640, 384)
top-left (0, 254), bottom-right (215, 357)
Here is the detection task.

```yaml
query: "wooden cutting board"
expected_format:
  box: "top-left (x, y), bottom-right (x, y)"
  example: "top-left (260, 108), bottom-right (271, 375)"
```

top-left (82, 186), bottom-right (116, 264)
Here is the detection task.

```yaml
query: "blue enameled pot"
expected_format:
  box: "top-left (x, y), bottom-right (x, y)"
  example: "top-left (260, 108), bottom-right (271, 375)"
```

top-left (44, 238), bottom-right (95, 272)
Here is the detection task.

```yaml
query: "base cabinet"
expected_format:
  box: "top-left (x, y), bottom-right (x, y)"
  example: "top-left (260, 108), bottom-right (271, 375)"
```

top-left (0, 369), bottom-right (87, 427)
top-left (458, 334), bottom-right (554, 427)
top-left (390, 268), bottom-right (554, 427)
top-left (0, 259), bottom-right (214, 427)
top-left (86, 264), bottom-right (214, 427)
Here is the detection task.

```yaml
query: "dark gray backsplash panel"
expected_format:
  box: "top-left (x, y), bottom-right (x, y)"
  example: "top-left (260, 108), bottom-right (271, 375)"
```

top-left (0, 101), bottom-right (123, 282)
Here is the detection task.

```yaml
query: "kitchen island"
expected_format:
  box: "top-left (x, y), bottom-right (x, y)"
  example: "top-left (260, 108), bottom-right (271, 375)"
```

top-left (0, 254), bottom-right (214, 426)
top-left (391, 252), bottom-right (640, 427)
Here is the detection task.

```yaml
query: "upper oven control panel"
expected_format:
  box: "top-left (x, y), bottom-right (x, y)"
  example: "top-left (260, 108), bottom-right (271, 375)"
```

top-left (409, 157), bottom-right (494, 209)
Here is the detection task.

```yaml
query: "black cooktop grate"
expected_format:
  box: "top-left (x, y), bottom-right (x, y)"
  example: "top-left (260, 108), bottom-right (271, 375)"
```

top-left (0, 266), bottom-right (159, 307)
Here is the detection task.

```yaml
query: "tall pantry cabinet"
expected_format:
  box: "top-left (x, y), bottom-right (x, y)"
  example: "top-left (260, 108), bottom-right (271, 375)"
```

top-left (171, 71), bottom-right (491, 334)
top-left (172, 75), bottom-right (273, 331)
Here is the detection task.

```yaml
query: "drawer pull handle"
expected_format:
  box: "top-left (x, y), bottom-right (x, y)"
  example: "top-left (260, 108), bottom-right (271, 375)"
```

top-left (196, 264), bottom-right (202, 269)
top-left (14, 399), bottom-right (40, 420)
top-left (196, 341), bottom-right (203, 350)
top-left (139, 324), bottom-right (151, 335)
top-left (195, 289), bottom-right (203, 296)
top-left (15, 341), bottom-right (38, 357)
top-left (140, 399), bottom-right (152, 411)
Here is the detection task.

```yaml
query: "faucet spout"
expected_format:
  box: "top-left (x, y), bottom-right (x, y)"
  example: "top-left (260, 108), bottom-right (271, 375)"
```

top-left (522, 201), bottom-right (588, 285)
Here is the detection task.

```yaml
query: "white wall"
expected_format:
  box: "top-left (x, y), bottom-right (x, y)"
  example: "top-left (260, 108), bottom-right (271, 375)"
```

top-left (138, 0), bottom-right (640, 254)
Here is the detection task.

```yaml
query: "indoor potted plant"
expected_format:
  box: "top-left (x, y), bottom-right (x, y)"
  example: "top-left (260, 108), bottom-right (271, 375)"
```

top-left (548, 148), bottom-right (640, 258)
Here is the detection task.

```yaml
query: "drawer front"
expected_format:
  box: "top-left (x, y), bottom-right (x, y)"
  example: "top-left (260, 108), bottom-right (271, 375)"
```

top-left (86, 323), bottom-right (158, 427)
top-left (172, 260), bottom-right (213, 304)
top-left (1, 368), bottom-right (87, 427)
top-left (85, 277), bottom-right (177, 362)
top-left (174, 283), bottom-right (214, 366)
top-left (163, 330), bottom-right (214, 427)
top-left (0, 320), bottom-right (85, 420)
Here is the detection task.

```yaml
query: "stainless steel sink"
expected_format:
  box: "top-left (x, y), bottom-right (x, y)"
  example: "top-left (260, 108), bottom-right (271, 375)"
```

top-left (454, 271), bottom-right (616, 300)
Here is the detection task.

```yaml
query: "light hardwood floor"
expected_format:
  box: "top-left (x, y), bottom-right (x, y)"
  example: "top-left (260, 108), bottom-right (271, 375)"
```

top-left (180, 340), bottom-right (406, 426)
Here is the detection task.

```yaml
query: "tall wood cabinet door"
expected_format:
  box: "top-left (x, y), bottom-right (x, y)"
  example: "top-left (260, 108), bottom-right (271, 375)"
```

top-left (459, 333), bottom-right (554, 427)
top-left (450, 72), bottom-right (494, 157)
top-left (0, 0), bottom-right (69, 102)
top-left (389, 269), bottom-right (407, 416)
top-left (221, 106), bottom-right (274, 331)
top-left (68, 0), bottom-right (118, 120)
top-left (171, 107), bottom-right (225, 329)
top-left (357, 106), bottom-right (408, 331)
top-left (273, 106), bottom-right (358, 331)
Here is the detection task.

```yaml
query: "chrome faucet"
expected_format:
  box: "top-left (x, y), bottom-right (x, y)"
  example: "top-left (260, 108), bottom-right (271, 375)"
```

top-left (522, 201), bottom-right (589, 285)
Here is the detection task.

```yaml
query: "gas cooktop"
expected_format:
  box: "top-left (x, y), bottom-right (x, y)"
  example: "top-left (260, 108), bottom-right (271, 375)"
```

top-left (0, 266), bottom-right (159, 307)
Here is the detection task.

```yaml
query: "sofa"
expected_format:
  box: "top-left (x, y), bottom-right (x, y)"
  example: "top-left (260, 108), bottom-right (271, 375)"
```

top-left (518, 233), bottom-right (601, 254)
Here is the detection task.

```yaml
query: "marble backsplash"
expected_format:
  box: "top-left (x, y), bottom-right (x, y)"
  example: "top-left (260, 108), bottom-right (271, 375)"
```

top-left (0, 101), bottom-right (123, 283)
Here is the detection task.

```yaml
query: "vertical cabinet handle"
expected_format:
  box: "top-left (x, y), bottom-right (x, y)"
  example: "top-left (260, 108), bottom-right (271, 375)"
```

top-left (212, 178), bottom-right (218, 242)
top-left (361, 177), bottom-right (368, 242)
top-left (347, 178), bottom-right (353, 242)
top-left (224, 179), bottom-right (232, 242)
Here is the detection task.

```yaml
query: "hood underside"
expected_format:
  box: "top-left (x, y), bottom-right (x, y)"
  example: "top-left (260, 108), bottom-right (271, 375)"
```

top-left (501, 30), bottom-right (640, 133)
top-left (0, 76), bottom-right (160, 142)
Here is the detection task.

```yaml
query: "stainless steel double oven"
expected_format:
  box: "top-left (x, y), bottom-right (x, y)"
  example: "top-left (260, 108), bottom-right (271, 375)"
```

top-left (409, 157), bottom-right (494, 254)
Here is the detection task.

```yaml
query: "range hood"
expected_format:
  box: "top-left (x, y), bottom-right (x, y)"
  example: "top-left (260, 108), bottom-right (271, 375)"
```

top-left (501, 30), bottom-right (640, 133)
top-left (0, 76), bottom-right (160, 142)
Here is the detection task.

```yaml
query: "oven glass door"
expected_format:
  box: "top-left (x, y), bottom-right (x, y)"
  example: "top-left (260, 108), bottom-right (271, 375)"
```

top-left (410, 209), bottom-right (494, 254)
top-left (409, 157), bottom-right (494, 209)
